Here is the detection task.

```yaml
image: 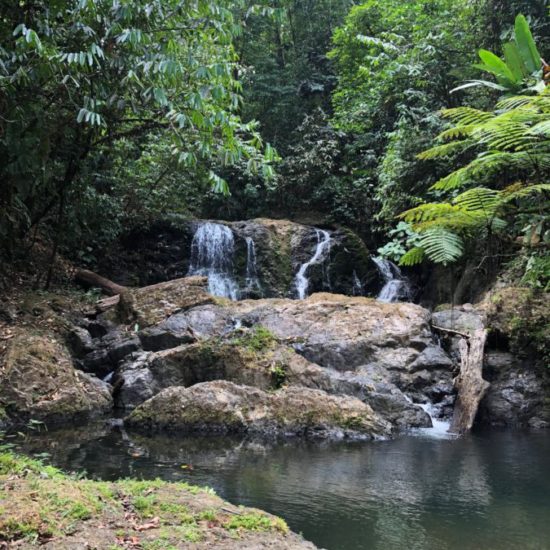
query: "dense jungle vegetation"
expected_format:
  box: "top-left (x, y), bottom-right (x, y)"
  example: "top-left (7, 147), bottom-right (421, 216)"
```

top-left (0, 0), bottom-right (548, 291)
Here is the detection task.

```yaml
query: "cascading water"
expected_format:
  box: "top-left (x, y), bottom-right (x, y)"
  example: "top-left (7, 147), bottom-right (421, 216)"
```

top-left (416, 403), bottom-right (453, 439)
top-left (187, 222), bottom-right (239, 300)
top-left (403, 395), bottom-right (454, 439)
top-left (372, 257), bottom-right (412, 303)
top-left (352, 270), bottom-right (364, 296)
top-left (244, 236), bottom-right (262, 296)
top-left (294, 229), bottom-right (332, 300)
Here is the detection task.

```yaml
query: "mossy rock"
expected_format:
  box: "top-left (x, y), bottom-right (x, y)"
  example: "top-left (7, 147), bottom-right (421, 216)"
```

top-left (0, 451), bottom-right (314, 548)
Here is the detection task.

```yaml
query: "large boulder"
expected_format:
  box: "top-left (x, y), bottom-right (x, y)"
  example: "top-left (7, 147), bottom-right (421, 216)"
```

top-left (478, 351), bottom-right (550, 428)
top-left (0, 330), bottom-right (112, 427)
top-left (114, 334), bottom-right (278, 410)
top-left (118, 276), bottom-right (214, 328)
top-left (126, 380), bottom-right (392, 439)
top-left (113, 294), bottom-right (454, 429)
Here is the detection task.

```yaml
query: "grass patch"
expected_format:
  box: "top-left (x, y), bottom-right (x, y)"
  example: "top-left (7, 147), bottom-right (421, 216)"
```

top-left (233, 326), bottom-right (277, 352)
top-left (0, 451), bottom-right (292, 546)
top-left (225, 512), bottom-right (288, 533)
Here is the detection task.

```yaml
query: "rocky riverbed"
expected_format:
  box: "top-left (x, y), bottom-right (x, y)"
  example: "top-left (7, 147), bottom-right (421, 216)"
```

top-left (1, 277), bottom-right (548, 436)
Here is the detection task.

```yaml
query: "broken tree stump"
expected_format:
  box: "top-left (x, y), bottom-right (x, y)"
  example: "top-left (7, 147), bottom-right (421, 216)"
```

top-left (449, 328), bottom-right (490, 434)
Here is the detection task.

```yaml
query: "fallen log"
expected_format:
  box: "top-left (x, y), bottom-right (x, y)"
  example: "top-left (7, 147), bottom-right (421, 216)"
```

top-left (449, 328), bottom-right (490, 434)
top-left (75, 269), bottom-right (127, 296)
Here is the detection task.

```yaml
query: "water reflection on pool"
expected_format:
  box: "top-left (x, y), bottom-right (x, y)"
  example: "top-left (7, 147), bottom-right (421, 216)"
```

top-left (15, 425), bottom-right (550, 550)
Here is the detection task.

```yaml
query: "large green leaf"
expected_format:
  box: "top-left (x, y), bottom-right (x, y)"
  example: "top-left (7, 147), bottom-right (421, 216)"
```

top-left (514, 14), bottom-right (542, 74)
top-left (503, 42), bottom-right (528, 80)
top-left (477, 50), bottom-right (517, 85)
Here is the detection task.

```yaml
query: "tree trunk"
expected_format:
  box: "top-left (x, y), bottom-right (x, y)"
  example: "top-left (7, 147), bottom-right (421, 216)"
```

top-left (75, 269), bottom-right (127, 296)
top-left (449, 329), bottom-right (490, 434)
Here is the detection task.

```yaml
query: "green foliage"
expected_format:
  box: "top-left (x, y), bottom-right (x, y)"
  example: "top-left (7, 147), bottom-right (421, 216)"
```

top-left (456, 15), bottom-right (544, 94)
top-left (328, 0), bottom-right (482, 230)
top-left (232, 326), bottom-right (277, 352)
top-left (225, 512), bottom-right (287, 533)
top-left (522, 254), bottom-right (550, 291)
top-left (397, 22), bottom-right (549, 267)
top-left (0, 0), bottom-right (274, 259)
top-left (377, 222), bottom-right (421, 263)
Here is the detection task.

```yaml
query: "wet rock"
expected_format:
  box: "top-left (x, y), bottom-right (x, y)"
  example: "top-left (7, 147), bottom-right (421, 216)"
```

top-left (286, 360), bottom-right (431, 429)
top-left (126, 380), bottom-right (391, 439)
top-left (107, 336), bottom-right (141, 363)
top-left (116, 294), bottom-right (454, 429)
top-left (81, 348), bottom-right (113, 378)
top-left (432, 309), bottom-right (484, 335)
top-left (0, 330), bottom-right (112, 427)
top-left (98, 218), bottom-right (381, 299)
top-left (138, 325), bottom-right (196, 351)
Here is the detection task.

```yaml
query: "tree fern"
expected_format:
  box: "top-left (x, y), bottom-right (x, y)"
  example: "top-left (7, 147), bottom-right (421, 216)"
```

top-left (398, 87), bottom-right (549, 265)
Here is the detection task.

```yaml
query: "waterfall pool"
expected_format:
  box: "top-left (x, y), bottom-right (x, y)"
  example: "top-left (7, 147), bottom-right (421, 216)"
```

top-left (13, 427), bottom-right (550, 550)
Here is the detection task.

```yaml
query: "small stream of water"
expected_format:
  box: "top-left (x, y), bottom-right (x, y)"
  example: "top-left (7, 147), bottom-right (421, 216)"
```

top-left (187, 222), bottom-right (239, 300)
top-left (295, 229), bottom-right (332, 299)
top-left (373, 257), bottom-right (412, 303)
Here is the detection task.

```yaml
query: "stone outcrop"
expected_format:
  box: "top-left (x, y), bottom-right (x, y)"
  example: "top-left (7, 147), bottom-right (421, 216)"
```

top-left (107, 292), bottom-right (452, 432)
top-left (126, 380), bottom-right (392, 439)
top-left (117, 276), bottom-right (214, 327)
top-left (478, 351), bottom-right (550, 428)
top-left (0, 330), bottom-right (112, 427)
top-left (97, 218), bottom-right (383, 298)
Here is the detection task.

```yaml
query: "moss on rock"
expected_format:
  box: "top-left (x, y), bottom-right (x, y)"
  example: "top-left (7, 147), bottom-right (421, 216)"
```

top-left (0, 329), bottom-right (112, 428)
top-left (0, 451), bottom-right (314, 548)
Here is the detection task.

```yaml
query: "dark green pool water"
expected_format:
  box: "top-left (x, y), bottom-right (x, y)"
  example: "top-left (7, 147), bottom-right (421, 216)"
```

top-left (14, 427), bottom-right (550, 550)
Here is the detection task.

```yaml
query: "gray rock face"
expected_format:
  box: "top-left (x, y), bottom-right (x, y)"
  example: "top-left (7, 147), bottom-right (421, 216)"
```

top-left (114, 352), bottom-right (160, 410)
top-left (110, 294), bottom-right (456, 432)
top-left (98, 218), bottom-right (382, 299)
top-left (432, 309), bottom-right (484, 335)
top-left (478, 352), bottom-right (550, 428)
top-left (126, 380), bottom-right (392, 439)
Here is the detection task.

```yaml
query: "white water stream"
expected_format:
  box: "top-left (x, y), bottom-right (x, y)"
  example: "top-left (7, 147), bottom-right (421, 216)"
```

top-left (187, 222), bottom-right (239, 300)
top-left (244, 236), bottom-right (262, 295)
top-left (294, 229), bottom-right (332, 299)
top-left (415, 403), bottom-right (454, 439)
top-left (372, 257), bottom-right (412, 303)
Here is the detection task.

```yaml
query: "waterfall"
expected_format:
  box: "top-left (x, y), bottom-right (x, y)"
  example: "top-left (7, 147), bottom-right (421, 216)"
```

top-left (244, 236), bottom-right (262, 296)
top-left (294, 229), bottom-right (332, 300)
top-left (372, 257), bottom-right (412, 303)
top-left (187, 222), bottom-right (239, 300)
top-left (352, 270), bottom-right (364, 296)
top-left (416, 403), bottom-right (453, 439)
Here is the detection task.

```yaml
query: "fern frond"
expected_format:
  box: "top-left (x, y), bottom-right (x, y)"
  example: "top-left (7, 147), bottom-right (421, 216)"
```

top-left (399, 247), bottom-right (425, 266)
top-left (496, 95), bottom-right (536, 110)
top-left (438, 125), bottom-right (476, 140)
top-left (452, 187), bottom-right (500, 213)
top-left (441, 107), bottom-right (494, 126)
top-left (528, 121), bottom-right (550, 136)
top-left (416, 140), bottom-right (471, 160)
top-left (399, 203), bottom-right (459, 224)
top-left (418, 228), bottom-right (464, 265)
top-left (431, 151), bottom-right (550, 191)
top-left (501, 182), bottom-right (550, 202)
